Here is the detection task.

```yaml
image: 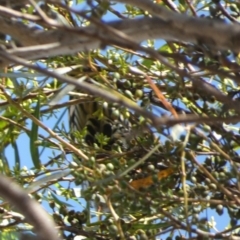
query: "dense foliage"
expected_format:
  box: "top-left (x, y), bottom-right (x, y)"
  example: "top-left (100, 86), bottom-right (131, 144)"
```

top-left (0, 0), bottom-right (240, 239)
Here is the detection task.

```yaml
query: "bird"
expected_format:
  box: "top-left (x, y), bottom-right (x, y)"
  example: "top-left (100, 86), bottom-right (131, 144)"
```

top-left (69, 83), bottom-right (132, 150)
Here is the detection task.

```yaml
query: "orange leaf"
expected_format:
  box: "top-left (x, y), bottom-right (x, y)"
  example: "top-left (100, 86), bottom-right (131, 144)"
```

top-left (129, 168), bottom-right (174, 190)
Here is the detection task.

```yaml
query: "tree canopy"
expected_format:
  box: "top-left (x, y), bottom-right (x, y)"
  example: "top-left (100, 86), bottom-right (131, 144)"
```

top-left (0, 0), bottom-right (240, 240)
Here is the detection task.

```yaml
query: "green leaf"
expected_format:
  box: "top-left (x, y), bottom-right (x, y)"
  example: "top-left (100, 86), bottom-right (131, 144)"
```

top-left (0, 231), bottom-right (19, 240)
top-left (0, 152), bottom-right (10, 175)
top-left (12, 141), bottom-right (20, 171)
top-left (50, 192), bottom-right (73, 207)
top-left (30, 98), bottom-right (40, 169)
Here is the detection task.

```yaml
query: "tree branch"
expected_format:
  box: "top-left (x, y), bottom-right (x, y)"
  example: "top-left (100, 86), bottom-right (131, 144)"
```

top-left (0, 175), bottom-right (61, 240)
top-left (0, 1), bottom-right (239, 64)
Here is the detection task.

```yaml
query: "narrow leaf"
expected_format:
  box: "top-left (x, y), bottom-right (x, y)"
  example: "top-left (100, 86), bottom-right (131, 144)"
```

top-left (30, 98), bottom-right (40, 169)
top-left (50, 192), bottom-right (73, 207)
top-left (12, 141), bottom-right (20, 171)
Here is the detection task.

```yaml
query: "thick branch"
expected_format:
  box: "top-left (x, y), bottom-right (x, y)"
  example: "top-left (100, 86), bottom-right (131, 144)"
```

top-left (0, 3), bottom-right (239, 63)
top-left (0, 175), bottom-right (61, 240)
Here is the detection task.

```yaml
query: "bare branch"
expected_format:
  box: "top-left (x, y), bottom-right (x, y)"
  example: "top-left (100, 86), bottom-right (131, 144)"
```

top-left (0, 1), bottom-right (239, 63)
top-left (0, 175), bottom-right (61, 240)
